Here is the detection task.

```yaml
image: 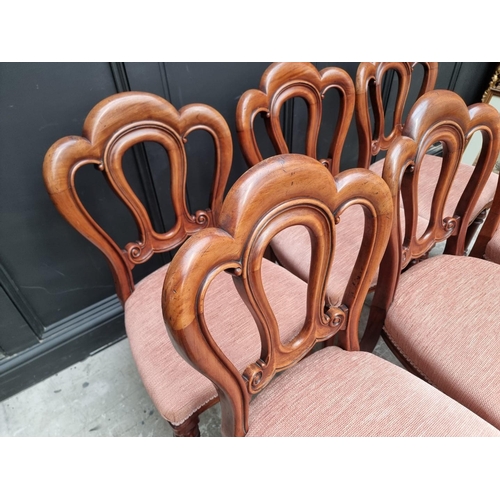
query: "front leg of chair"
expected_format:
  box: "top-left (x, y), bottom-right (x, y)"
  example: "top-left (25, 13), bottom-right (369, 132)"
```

top-left (170, 414), bottom-right (201, 437)
top-left (263, 243), bottom-right (279, 264)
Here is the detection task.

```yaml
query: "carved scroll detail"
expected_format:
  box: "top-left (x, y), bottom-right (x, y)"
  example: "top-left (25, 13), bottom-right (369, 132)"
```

top-left (43, 92), bottom-right (232, 303)
top-left (442, 216), bottom-right (458, 233)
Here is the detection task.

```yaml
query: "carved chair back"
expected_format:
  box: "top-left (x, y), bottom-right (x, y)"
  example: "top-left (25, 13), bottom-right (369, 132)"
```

top-left (43, 92), bottom-right (232, 304)
top-left (236, 62), bottom-right (355, 175)
top-left (362, 89), bottom-right (500, 351)
top-left (355, 62), bottom-right (438, 169)
top-left (162, 154), bottom-right (393, 436)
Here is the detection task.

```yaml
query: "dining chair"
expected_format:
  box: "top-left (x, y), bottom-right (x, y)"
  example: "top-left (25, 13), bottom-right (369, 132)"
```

top-left (162, 153), bottom-right (499, 436)
top-left (43, 91), bottom-right (310, 436)
top-left (236, 62), bottom-right (428, 308)
top-left (362, 89), bottom-right (500, 429)
top-left (357, 62), bottom-right (498, 252)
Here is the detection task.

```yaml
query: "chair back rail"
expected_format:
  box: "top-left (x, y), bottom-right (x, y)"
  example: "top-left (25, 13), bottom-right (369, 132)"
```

top-left (43, 92), bottom-right (232, 303)
top-left (236, 62), bottom-right (355, 175)
top-left (163, 154), bottom-right (392, 436)
top-left (356, 62), bottom-right (438, 168)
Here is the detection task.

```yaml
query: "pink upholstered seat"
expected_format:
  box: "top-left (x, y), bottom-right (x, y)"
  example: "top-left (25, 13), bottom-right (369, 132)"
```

top-left (485, 225), bottom-right (500, 263)
top-left (384, 255), bottom-right (500, 429)
top-left (272, 207), bottom-right (428, 306)
top-left (247, 346), bottom-right (499, 436)
top-left (125, 258), bottom-right (307, 426)
top-left (370, 155), bottom-right (498, 225)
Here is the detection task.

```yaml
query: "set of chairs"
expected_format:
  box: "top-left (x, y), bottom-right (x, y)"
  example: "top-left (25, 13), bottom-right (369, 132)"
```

top-left (43, 62), bottom-right (500, 437)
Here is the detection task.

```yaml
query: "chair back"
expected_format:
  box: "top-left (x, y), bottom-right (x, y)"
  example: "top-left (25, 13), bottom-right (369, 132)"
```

top-left (43, 92), bottom-right (232, 304)
top-left (356, 62), bottom-right (438, 168)
top-left (236, 62), bottom-right (355, 175)
top-left (162, 154), bottom-right (393, 436)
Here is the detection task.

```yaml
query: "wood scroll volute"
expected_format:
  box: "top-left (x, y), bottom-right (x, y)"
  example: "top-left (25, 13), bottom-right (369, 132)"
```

top-left (356, 62), bottom-right (438, 168)
top-left (236, 62), bottom-right (355, 175)
top-left (43, 92), bottom-right (232, 304)
top-left (163, 154), bottom-right (393, 436)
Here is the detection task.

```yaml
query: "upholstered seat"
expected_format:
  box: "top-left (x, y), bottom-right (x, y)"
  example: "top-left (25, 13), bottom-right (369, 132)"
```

top-left (125, 258), bottom-right (307, 426)
top-left (247, 346), bottom-right (499, 437)
top-left (271, 207), bottom-right (428, 305)
top-left (384, 255), bottom-right (500, 429)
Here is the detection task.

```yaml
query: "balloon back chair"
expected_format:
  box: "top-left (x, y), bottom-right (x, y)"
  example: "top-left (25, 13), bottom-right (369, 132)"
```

top-left (356, 62), bottom-right (498, 252)
top-left (236, 62), bottom-right (434, 311)
top-left (162, 153), bottom-right (499, 436)
top-left (237, 62), bottom-right (376, 308)
top-left (43, 91), bottom-right (310, 436)
top-left (363, 89), bottom-right (500, 429)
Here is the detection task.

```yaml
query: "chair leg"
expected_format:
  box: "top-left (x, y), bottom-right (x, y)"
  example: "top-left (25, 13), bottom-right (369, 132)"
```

top-left (360, 305), bottom-right (386, 352)
top-left (263, 243), bottom-right (278, 264)
top-left (170, 414), bottom-right (201, 437)
top-left (464, 209), bottom-right (488, 254)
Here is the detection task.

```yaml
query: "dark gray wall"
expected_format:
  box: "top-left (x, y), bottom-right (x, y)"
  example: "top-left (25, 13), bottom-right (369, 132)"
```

top-left (0, 62), bottom-right (496, 400)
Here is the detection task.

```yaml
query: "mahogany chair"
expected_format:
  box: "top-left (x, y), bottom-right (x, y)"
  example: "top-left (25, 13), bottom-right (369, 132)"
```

top-left (162, 153), bottom-right (499, 437)
top-left (357, 62), bottom-right (498, 251)
top-left (236, 62), bottom-right (427, 308)
top-left (43, 91), bottom-right (310, 436)
top-left (363, 89), bottom-right (500, 429)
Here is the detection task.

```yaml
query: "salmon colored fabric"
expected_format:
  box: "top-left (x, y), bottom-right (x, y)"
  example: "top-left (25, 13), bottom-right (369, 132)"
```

top-left (272, 206), bottom-right (427, 306)
top-left (247, 346), bottom-right (499, 436)
top-left (125, 258), bottom-right (308, 426)
top-left (385, 254), bottom-right (500, 429)
top-left (370, 154), bottom-right (497, 223)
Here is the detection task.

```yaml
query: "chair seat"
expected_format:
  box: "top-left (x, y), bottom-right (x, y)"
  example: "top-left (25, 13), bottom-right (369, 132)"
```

top-left (271, 207), bottom-right (428, 306)
top-left (384, 254), bottom-right (500, 429)
top-left (246, 346), bottom-right (498, 436)
top-left (125, 258), bottom-right (308, 426)
top-left (370, 154), bottom-right (498, 224)
top-left (485, 226), bottom-right (500, 263)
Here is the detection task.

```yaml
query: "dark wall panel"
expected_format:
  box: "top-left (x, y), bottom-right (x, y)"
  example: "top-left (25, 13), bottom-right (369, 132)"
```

top-left (0, 63), bottom-right (121, 326)
top-left (159, 62), bottom-right (272, 190)
top-left (0, 288), bottom-right (38, 355)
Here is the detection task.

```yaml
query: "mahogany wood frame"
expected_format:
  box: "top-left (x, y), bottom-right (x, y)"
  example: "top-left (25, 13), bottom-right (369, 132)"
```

top-left (356, 62), bottom-right (496, 253)
top-left (236, 62), bottom-right (355, 175)
top-left (43, 91), bottom-right (233, 436)
top-left (43, 92), bottom-right (232, 305)
top-left (361, 90), bottom-right (500, 353)
top-left (355, 62), bottom-right (438, 168)
top-left (162, 154), bottom-right (393, 436)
